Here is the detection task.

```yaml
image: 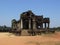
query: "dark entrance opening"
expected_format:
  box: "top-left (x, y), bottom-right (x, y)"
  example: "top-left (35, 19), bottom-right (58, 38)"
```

top-left (31, 19), bottom-right (33, 29)
top-left (23, 19), bottom-right (29, 29)
top-left (38, 26), bottom-right (41, 29)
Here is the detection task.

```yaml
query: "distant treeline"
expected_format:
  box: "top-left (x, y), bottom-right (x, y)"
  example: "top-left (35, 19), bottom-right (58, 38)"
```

top-left (50, 27), bottom-right (60, 31)
top-left (0, 25), bottom-right (11, 32)
top-left (0, 25), bottom-right (60, 32)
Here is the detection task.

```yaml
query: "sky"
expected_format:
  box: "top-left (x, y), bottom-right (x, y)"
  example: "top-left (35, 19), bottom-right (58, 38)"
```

top-left (0, 0), bottom-right (60, 28)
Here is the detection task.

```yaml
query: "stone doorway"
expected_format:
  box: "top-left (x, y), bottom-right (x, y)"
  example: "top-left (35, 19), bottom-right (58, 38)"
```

top-left (23, 19), bottom-right (29, 29)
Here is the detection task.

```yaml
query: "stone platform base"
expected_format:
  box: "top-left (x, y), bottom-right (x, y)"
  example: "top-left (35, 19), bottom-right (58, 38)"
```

top-left (21, 29), bottom-right (30, 36)
top-left (11, 29), bottom-right (55, 36)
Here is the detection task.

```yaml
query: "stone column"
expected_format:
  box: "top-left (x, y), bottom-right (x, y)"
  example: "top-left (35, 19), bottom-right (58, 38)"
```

top-left (21, 19), bottom-right (23, 29)
top-left (29, 19), bottom-right (31, 29)
top-left (45, 23), bottom-right (46, 29)
top-left (48, 23), bottom-right (49, 29)
top-left (33, 19), bottom-right (36, 29)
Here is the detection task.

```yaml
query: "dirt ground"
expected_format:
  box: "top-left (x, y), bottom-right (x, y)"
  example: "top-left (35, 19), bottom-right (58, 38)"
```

top-left (0, 32), bottom-right (60, 45)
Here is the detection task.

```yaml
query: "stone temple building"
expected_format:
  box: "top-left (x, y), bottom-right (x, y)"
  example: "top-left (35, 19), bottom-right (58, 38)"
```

top-left (11, 10), bottom-right (50, 35)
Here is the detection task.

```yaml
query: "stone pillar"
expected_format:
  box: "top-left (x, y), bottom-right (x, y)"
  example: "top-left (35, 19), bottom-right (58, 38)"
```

top-left (33, 19), bottom-right (36, 29)
top-left (21, 19), bottom-right (23, 29)
top-left (48, 23), bottom-right (49, 29)
top-left (45, 23), bottom-right (46, 29)
top-left (29, 19), bottom-right (31, 29)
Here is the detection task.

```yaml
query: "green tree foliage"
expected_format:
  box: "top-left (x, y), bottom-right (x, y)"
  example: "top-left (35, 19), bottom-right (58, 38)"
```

top-left (50, 27), bottom-right (60, 31)
top-left (0, 25), bottom-right (11, 32)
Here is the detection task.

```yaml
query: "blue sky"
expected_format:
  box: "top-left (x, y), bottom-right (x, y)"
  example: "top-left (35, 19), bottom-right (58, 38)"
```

top-left (0, 0), bottom-right (60, 27)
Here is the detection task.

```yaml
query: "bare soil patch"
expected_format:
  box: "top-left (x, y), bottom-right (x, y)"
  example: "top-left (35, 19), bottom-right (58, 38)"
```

top-left (0, 32), bottom-right (60, 45)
